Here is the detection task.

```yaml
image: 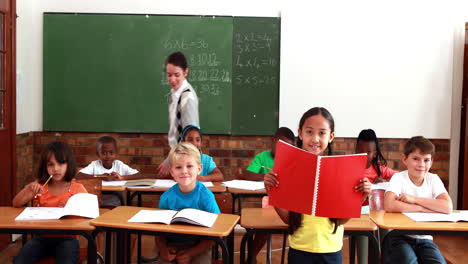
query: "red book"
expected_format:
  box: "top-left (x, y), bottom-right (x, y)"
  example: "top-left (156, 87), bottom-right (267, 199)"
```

top-left (269, 140), bottom-right (367, 218)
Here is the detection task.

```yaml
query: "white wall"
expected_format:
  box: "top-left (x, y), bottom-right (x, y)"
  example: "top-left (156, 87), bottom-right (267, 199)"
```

top-left (280, 1), bottom-right (463, 139)
top-left (17, 0), bottom-right (468, 204)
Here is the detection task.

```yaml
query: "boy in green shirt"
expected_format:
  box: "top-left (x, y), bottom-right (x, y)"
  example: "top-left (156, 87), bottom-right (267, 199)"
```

top-left (243, 127), bottom-right (295, 263)
top-left (244, 127), bottom-right (295, 181)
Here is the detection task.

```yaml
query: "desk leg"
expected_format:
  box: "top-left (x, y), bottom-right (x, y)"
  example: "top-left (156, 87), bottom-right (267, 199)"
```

top-left (367, 232), bottom-right (380, 264)
top-left (281, 232), bottom-right (287, 264)
top-left (212, 237), bottom-right (230, 264)
top-left (138, 193), bottom-right (142, 207)
top-left (240, 229), bottom-right (255, 264)
top-left (237, 195), bottom-right (242, 215)
top-left (126, 191), bottom-right (132, 206)
top-left (105, 231), bottom-right (112, 264)
top-left (232, 194), bottom-right (237, 214)
top-left (137, 233), bottom-right (142, 263)
top-left (266, 234), bottom-right (272, 264)
top-left (84, 231), bottom-right (98, 264)
top-left (350, 236), bottom-right (356, 264)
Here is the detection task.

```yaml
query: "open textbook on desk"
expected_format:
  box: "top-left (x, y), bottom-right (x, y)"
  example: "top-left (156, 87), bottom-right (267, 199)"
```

top-left (128, 208), bottom-right (218, 228)
top-left (15, 193), bottom-right (99, 220)
top-left (269, 140), bottom-right (367, 218)
top-left (403, 211), bottom-right (468, 222)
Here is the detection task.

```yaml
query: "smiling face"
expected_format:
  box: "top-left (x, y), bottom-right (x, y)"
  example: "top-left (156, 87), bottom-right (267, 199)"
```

top-left (184, 129), bottom-right (202, 150)
top-left (97, 142), bottom-right (117, 169)
top-left (166, 63), bottom-right (188, 91)
top-left (298, 114), bottom-right (335, 155)
top-left (403, 149), bottom-right (433, 182)
top-left (170, 155), bottom-right (201, 193)
top-left (47, 154), bottom-right (68, 182)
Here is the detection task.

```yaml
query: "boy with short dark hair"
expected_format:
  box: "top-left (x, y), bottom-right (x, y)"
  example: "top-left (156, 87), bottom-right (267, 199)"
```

top-left (77, 136), bottom-right (142, 180)
top-left (384, 136), bottom-right (452, 264)
top-left (244, 127), bottom-right (295, 181)
top-left (76, 136), bottom-right (143, 206)
top-left (156, 142), bottom-right (220, 264)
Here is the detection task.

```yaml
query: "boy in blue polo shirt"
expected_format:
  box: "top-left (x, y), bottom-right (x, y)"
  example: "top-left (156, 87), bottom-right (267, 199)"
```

top-left (156, 142), bottom-right (220, 264)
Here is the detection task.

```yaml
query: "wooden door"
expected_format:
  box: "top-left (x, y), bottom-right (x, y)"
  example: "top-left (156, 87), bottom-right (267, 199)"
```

top-left (460, 25), bottom-right (468, 210)
top-left (0, 0), bottom-right (15, 249)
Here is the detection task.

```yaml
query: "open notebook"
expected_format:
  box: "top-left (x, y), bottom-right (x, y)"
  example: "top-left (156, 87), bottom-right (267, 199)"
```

top-left (15, 193), bottom-right (99, 220)
top-left (128, 209), bottom-right (218, 227)
top-left (269, 140), bottom-right (367, 218)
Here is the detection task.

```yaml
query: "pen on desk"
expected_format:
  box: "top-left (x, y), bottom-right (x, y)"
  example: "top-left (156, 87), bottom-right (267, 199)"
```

top-left (34, 175), bottom-right (52, 199)
top-left (261, 166), bottom-right (272, 171)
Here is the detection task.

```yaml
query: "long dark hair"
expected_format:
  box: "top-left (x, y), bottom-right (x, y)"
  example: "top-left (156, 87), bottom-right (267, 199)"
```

top-left (37, 141), bottom-right (76, 184)
top-left (289, 107), bottom-right (339, 234)
top-left (357, 129), bottom-right (387, 177)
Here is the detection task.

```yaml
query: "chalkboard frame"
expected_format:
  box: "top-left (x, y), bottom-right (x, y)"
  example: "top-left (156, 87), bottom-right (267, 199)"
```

top-left (43, 13), bottom-right (280, 136)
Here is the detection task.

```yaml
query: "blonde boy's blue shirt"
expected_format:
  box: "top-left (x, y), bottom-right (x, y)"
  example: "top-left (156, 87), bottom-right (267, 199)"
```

top-left (159, 181), bottom-right (220, 213)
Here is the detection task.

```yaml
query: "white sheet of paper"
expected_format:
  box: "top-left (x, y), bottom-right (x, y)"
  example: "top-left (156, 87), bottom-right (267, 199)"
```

top-left (128, 210), bottom-right (177, 224)
top-left (15, 193), bottom-right (99, 220)
top-left (15, 207), bottom-right (65, 220)
top-left (403, 211), bottom-right (468, 222)
top-left (201, 182), bottom-right (214, 188)
top-left (222, 180), bottom-right (265, 191)
top-left (173, 208), bottom-right (218, 227)
top-left (102, 180), bottom-right (127, 186)
top-left (153, 179), bottom-right (177, 188)
top-left (63, 193), bottom-right (99, 218)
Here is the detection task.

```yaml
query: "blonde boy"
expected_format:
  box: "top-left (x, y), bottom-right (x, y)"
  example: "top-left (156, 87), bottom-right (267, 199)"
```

top-left (156, 143), bottom-right (220, 264)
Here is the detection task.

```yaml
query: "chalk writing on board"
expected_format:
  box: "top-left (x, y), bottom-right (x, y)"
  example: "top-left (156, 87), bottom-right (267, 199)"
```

top-left (234, 75), bottom-right (276, 85)
top-left (160, 69), bottom-right (230, 85)
top-left (162, 39), bottom-right (209, 50)
top-left (234, 56), bottom-right (277, 68)
top-left (188, 53), bottom-right (221, 67)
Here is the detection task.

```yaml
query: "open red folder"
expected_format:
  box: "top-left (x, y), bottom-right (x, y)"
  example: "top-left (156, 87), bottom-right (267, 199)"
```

top-left (269, 140), bottom-right (367, 218)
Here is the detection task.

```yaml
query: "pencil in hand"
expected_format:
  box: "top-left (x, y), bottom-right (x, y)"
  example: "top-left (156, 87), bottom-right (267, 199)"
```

top-left (261, 166), bottom-right (272, 171)
top-left (93, 175), bottom-right (108, 178)
top-left (34, 175), bottom-right (52, 199)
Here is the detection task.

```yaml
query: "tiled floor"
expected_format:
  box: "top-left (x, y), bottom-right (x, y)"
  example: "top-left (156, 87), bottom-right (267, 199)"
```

top-left (0, 232), bottom-right (467, 263)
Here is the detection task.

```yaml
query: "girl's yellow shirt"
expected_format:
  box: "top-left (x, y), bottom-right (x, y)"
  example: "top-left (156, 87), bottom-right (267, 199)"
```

top-left (289, 214), bottom-right (344, 253)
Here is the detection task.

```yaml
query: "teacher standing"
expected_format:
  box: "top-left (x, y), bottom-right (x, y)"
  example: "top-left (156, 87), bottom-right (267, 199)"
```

top-left (157, 52), bottom-right (199, 178)
top-left (166, 51), bottom-right (199, 148)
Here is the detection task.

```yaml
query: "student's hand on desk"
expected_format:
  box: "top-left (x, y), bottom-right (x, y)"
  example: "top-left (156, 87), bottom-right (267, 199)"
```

top-left (157, 162), bottom-right (171, 179)
top-left (397, 193), bottom-right (417, 204)
top-left (264, 171), bottom-right (278, 194)
top-left (109, 172), bottom-right (123, 180)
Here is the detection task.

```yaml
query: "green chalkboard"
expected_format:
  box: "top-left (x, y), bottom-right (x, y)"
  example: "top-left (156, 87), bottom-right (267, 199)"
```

top-left (232, 17), bottom-right (280, 135)
top-left (43, 13), bottom-right (279, 135)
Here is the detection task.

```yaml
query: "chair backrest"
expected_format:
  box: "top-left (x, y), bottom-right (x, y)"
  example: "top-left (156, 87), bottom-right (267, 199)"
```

top-left (75, 178), bottom-right (102, 206)
top-left (369, 189), bottom-right (385, 210)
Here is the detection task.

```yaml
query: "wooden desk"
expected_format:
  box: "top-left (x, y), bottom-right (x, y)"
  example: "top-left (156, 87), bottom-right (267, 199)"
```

top-left (240, 208), bottom-right (379, 264)
top-left (370, 210), bottom-right (468, 260)
top-left (227, 187), bottom-right (267, 214)
top-left (0, 207), bottom-right (105, 264)
top-left (91, 206), bottom-right (239, 264)
top-left (126, 182), bottom-right (227, 206)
